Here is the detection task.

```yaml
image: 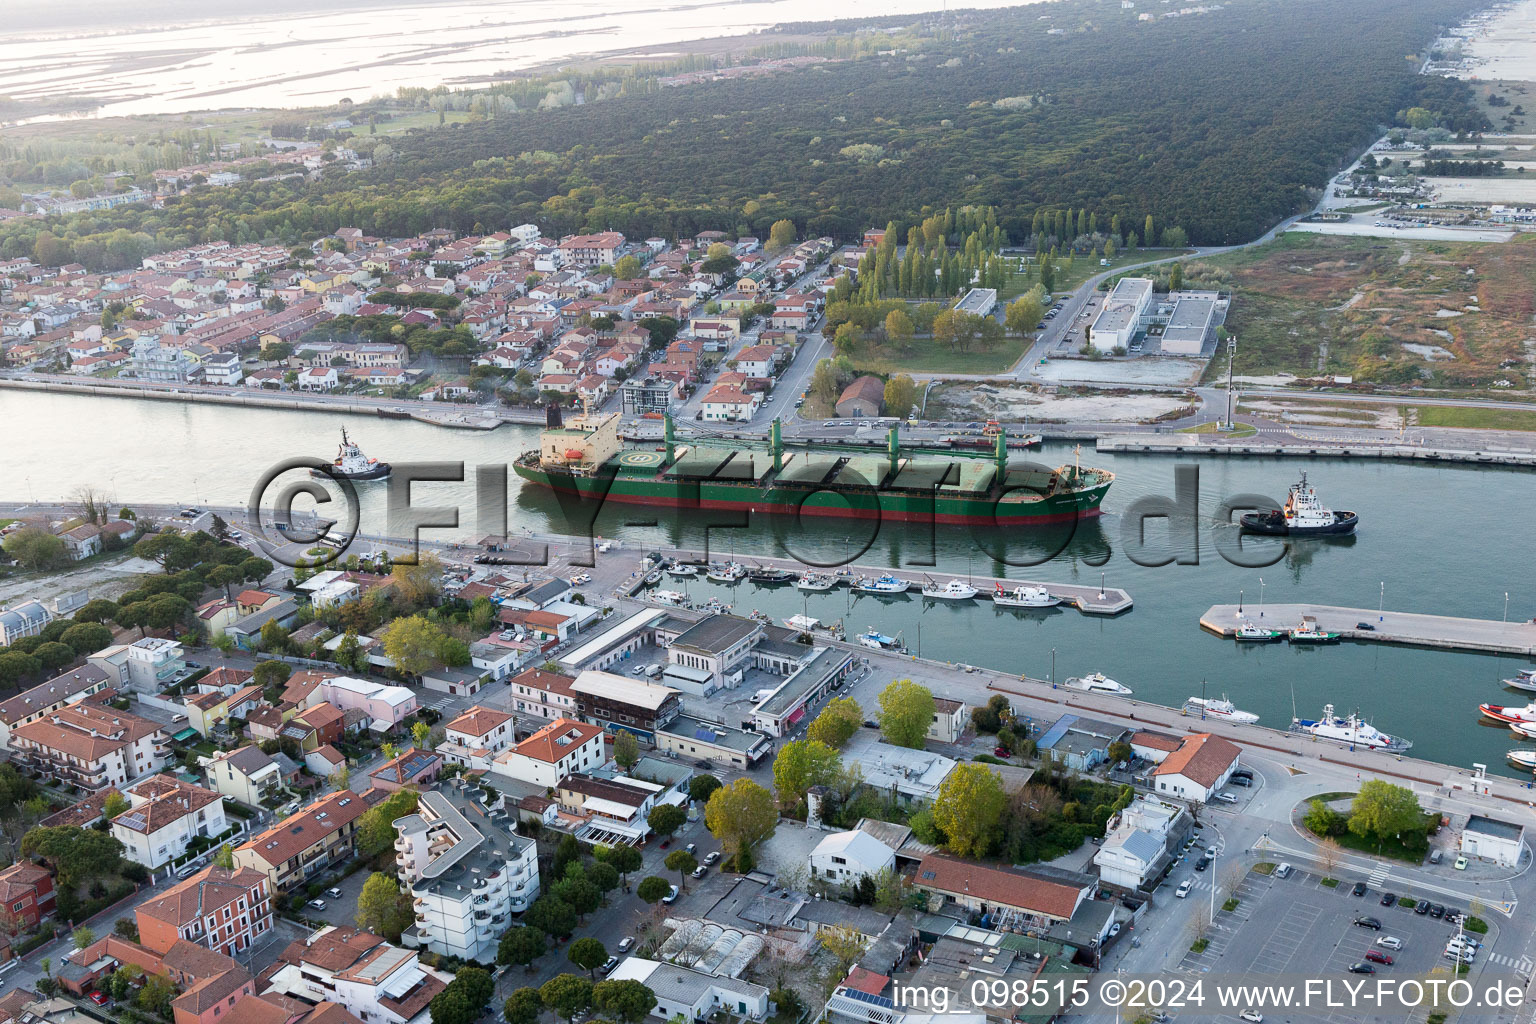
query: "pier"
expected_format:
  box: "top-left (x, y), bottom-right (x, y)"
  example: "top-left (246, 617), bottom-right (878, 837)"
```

top-left (1201, 602), bottom-right (1536, 656)
top-left (641, 548), bottom-right (1133, 615)
top-left (1097, 434), bottom-right (1536, 468)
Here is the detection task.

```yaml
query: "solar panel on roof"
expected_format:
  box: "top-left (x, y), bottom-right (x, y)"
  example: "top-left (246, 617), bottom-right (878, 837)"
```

top-left (842, 988), bottom-right (896, 1010)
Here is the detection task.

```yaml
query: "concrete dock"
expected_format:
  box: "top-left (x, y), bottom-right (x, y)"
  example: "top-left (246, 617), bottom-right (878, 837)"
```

top-left (1097, 434), bottom-right (1536, 467)
top-left (1201, 602), bottom-right (1536, 656)
top-left (643, 548), bottom-right (1133, 615)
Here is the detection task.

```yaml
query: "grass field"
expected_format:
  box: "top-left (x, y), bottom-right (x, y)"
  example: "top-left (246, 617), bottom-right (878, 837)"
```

top-left (999, 248), bottom-right (1190, 303)
top-left (848, 334), bottom-right (1031, 375)
top-left (1413, 404), bottom-right (1536, 431)
top-left (1192, 232), bottom-right (1536, 390)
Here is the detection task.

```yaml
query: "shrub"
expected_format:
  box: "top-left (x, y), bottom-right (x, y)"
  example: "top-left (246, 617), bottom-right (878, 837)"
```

top-left (1464, 916), bottom-right (1488, 934)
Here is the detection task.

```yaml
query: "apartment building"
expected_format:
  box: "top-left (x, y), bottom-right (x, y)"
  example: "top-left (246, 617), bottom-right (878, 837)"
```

top-left (10, 703), bottom-right (169, 791)
top-left (234, 791), bottom-right (367, 892)
top-left (111, 775), bottom-right (231, 869)
top-left (392, 784), bottom-right (539, 963)
top-left (504, 668), bottom-right (577, 722)
top-left (262, 926), bottom-right (450, 1024)
top-left (491, 718), bottom-right (605, 788)
top-left (203, 746), bottom-right (284, 807)
top-left (135, 866), bottom-right (274, 958)
top-left (440, 707), bottom-right (514, 765)
top-left (570, 670), bottom-right (681, 742)
top-left (0, 664), bottom-right (113, 750)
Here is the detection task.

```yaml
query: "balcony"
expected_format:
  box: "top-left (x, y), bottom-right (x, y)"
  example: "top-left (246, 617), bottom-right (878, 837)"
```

top-left (394, 838), bottom-right (409, 852)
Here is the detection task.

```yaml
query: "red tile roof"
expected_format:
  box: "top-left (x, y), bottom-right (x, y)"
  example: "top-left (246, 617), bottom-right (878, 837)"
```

top-left (914, 854), bottom-right (1085, 921)
top-left (1153, 733), bottom-right (1240, 789)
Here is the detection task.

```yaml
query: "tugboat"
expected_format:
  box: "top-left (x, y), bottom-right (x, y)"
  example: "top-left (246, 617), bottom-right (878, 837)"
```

top-left (1291, 703), bottom-right (1411, 750)
top-left (920, 577), bottom-right (979, 600)
top-left (1240, 473), bottom-right (1358, 536)
top-left (1288, 615), bottom-right (1342, 644)
top-left (325, 427), bottom-right (390, 480)
top-left (852, 575), bottom-right (911, 595)
top-left (1183, 696), bottom-right (1260, 724)
top-left (993, 583), bottom-right (1059, 608)
top-left (1235, 620), bottom-right (1284, 643)
top-left (1063, 672), bottom-right (1133, 696)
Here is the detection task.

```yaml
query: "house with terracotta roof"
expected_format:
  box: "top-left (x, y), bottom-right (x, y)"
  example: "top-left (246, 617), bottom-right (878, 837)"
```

top-left (912, 854), bottom-right (1091, 931)
top-left (368, 748), bottom-right (442, 793)
top-left (260, 926), bottom-right (450, 1024)
top-left (439, 706), bottom-right (514, 768)
top-left (1152, 733), bottom-right (1240, 804)
top-left (234, 791), bottom-right (367, 892)
top-left (135, 865), bottom-right (273, 957)
top-left (111, 775), bottom-right (230, 869)
top-left (505, 667), bottom-right (578, 723)
top-left (281, 702), bottom-right (345, 751)
top-left (835, 375), bottom-right (884, 418)
top-left (304, 745), bottom-right (346, 779)
top-left (491, 718), bottom-right (605, 787)
top-left (185, 685), bottom-right (265, 738)
top-left (699, 384), bottom-right (759, 422)
top-left (0, 862), bottom-right (55, 930)
top-left (10, 703), bottom-right (169, 791)
top-left (0, 664), bottom-right (112, 751)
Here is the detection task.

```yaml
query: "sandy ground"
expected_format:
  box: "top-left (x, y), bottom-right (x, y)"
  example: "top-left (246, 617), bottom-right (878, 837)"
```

top-left (0, 553), bottom-right (158, 606)
top-left (931, 382), bottom-right (1191, 423)
top-left (1444, 0), bottom-right (1536, 81)
top-left (1237, 398), bottom-right (1402, 429)
top-left (1426, 177), bottom-right (1536, 203)
top-left (1286, 221), bottom-right (1516, 243)
top-left (1033, 356), bottom-right (1208, 386)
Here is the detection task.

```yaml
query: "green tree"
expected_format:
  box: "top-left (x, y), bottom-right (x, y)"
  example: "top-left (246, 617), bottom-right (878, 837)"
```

top-left (587, 860), bottom-right (620, 895)
top-left (636, 875), bottom-right (672, 905)
top-left (33, 642), bottom-right (75, 671)
top-left (883, 375), bottom-right (917, 419)
top-left (704, 779), bottom-right (776, 860)
top-left (504, 989), bottom-right (544, 1024)
top-left (883, 308), bottom-right (914, 346)
top-left (664, 850), bottom-right (697, 891)
top-left (138, 974), bottom-right (176, 1018)
top-left (59, 622), bottom-right (113, 655)
top-left (73, 926), bottom-right (95, 950)
top-left (1304, 799), bottom-right (1346, 837)
top-left (1005, 293), bottom-right (1044, 336)
top-left (877, 678), bottom-right (935, 748)
top-left (525, 896), bottom-right (577, 939)
top-left (932, 763), bottom-right (1007, 857)
top-left (356, 872), bottom-right (414, 941)
top-left (355, 789), bottom-right (420, 856)
top-left (567, 937), bottom-right (607, 979)
top-left (3, 529), bottom-right (69, 571)
top-left (102, 792), bottom-right (131, 819)
top-left (73, 599), bottom-right (121, 623)
top-left (598, 842), bottom-right (643, 882)
top-left (614, 255), bottom-right (643, 280)
top-left (592, 980), bottom-right (657, 1024)
top-left (213, 843), bottom-right (235, 869)
top-left (1348, 780), bottom-right (1423, 847)
top-left (259, 619), bottom-right (290, 653)
top-left (412, 720), bottom-right (432, 748)
top-left (21, 825), bottom-right (126, 891)
top-left (646, 803), bottom-right (687, 838)
top-left (771, 739), bottom-right (841, 810)
top-left (539, 975), bottom-right (594, 1024)
top-left (688, 774), bottom-right (722, 804)
top-left (382, 614), bottom-right (450, 676)
top-left (613, 731), bottom-right (640, 770)
top-left (553, 876), bottom-right (601, 920)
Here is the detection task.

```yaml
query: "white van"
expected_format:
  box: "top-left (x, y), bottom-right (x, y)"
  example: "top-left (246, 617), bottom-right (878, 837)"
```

top-left (645, 664), bottom-right (663, 678)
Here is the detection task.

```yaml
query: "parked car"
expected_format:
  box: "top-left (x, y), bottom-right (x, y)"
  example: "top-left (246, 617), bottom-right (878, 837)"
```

top-left (863, 720), bottom-right (879, 729)
top-left (1215, 793), bottom-right (1238, 804)
top-left (1194, 857), bottom-right (1210, 873)
top-left (662, 885), bottom-right (680, 904)
top-left (1231, 776), bottom-right (1252, 788)
top-left (1108, 922), bottom-right (1121, 938)
top-left (617, 937), bottom-right (635, 953)
top-left (1376, 936), bottom-right (1403, 950)
top-left (1239, 1011), bottom-right (1264, 1023)
top-left (89, 993), bottom-right (110, 1006)
top-left (704, 851), bottom-right (720, 865)
top-left (1380, 891), bottom-right (1396, 906)
top-left (1365, 949), bottom-right (1394, 965)
top-left (1353, 917), bottom-right (1382, 930)
top-left (1430, 904), bottom-right (1446, 919)
top-left (691, 865), bottom-right (707, 879)
top-left (1352, 882), bottom-right (1368, 897)
top-left (600, 957), bottom-right (621, 976)
top-left (308, 899), bottom-right (327, 911)
top-left (1414, 900), bottom-right (1430, 914)
top-left (1356, 622), bottom-right (1377, 631)
top-left (325, 887), bottom-right (343, 899)
top-left (1176, 879), bottom-right (1193, 898)
top-left (571, 573), bottom-right (592, 585)
top-left (1273, 863), bottom-right (1292, 879)
top-left (685, 843), bottom-right (696, 855)
top-left (1455, 856), bottom-right (1468, 870)
top-left (1347, 963), bottom-right (1376, 975)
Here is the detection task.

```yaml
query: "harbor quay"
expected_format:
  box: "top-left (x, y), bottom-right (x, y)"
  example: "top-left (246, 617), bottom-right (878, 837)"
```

top-left (1201, 602), bottom-right (1536, 656)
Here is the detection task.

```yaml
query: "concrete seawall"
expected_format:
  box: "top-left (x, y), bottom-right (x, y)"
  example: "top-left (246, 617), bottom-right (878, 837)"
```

top-left (1201, 602), bottom-right (1536, 656)
top-left (1097, 434), bottom-right (1536, 468)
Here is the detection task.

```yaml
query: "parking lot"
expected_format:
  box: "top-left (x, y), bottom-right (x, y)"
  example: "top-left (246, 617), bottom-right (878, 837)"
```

top-left (1178, 866), bottom-right (1512, 1023)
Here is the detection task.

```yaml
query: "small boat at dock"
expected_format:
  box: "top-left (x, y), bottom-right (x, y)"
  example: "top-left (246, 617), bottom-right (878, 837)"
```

top-left (705, 562), bottom-right (745, 583)
top-left (1235, 620), bottom-right (1284, 643)
top-left (921, 578), bottom-right (979, 600)
top-left (1480, 702), bottom-right (1536, 724)
top-left (1508, 750), bottom-right (1536, 772)
top-left (1288, 615), bottom-right (1341, 644)
top-left (795, 573), bottom-right (836, 592)
top-left (1502, 669), bottom-right (1536, 693)
top-left (857, 628), bottom-right (907, 653)
top-left (666, 562), bottom-right (697, 578)
top-left (745, 566), bottom-right (794, 584)
top-left (1063, 672), bottom-right (1133, 696)
top-left (1509, 721), bottom-right (1536, 740)
top-left (852, 575), bottom-right (911, 595)
top-left (642, 569), bottom-right (662, 585)
top-left (1183, 696), bottom-right (1259, 724)
top-left (652, 589), bottom-right (691, 607)
top-left (993, 583), bottom-right (1059, 608)
top-left (1292, 703), bottom-right (1410, 751)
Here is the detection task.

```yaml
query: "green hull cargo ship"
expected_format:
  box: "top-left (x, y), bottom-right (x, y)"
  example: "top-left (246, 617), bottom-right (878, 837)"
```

top-left (512, 409), bottom-right (1113, 526)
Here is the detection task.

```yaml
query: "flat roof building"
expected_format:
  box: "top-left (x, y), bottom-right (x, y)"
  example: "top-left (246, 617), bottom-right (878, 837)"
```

top-left (1089, 277), bottom-right (1153, 351)
top-left (954, 288), bottom-right (998, 318)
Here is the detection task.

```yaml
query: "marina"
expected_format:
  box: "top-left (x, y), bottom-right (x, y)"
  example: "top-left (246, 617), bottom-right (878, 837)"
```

top-left (1201, 603), bottom-right (1536, 655)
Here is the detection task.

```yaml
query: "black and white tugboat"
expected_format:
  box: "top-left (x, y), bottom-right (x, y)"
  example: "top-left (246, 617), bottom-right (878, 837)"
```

top-left (326, 427), bottom-right (391, 480)
top-left (1240, 472), bottom-right (1357, 535)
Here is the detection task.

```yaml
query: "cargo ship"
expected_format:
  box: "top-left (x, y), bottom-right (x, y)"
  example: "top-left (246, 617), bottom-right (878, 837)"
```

top-left (512, 407), bottom-right (1113, 526)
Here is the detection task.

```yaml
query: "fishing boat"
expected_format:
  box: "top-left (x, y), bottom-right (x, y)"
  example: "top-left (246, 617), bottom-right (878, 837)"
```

top-left (745, 566), bottom-right (794, 584)
top-left (1239, 472), bottom-right (1358, 536)
top-left (699, 598), bottom-right (731, 614)
top-left (993, 583), bottom-right (1059, 608)
top-left (795, 573), bottom-right (836, 592)
top-left (323, 427), bottom-right (390, 480)
top-left (852, 575), bottom-right (911, 595)
top-left (652, 589), bottom-right (691, 607)
top-left (1508, 750), bottom-right (1536, 771)
top-left (1063, 672), bottom-right (1133, 696)
top-left (1502, 669), bottom-right (1536, 693)
top-left (666, 562), bottom-right (697, 578)
top-left (1235, 620), bottom-right (1284, 643)
top-left (921, 578), bottom-right (979, 600)
top-left (1183, 696), bottom-right (1260, 724)
top-left (705, 562), bottom-right (745, 583)
top-left (1291, 703), bottom-right (1411, 751)
top-left (642, 569), bottom-right (663, 585)
top-left (1288, 615), bottom-right (1342, 644)
top-left (857, 629), bottom-right (906, 652)
top-left (784, 613), bottom-right (821, 632)
top-left (1479, 702), bottom-right (1536, 724)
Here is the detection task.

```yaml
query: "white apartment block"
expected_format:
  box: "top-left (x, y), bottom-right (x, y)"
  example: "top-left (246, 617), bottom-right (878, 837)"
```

top-left (111, 774), bottom-right (231, 869)
top-left (263, 925), bottom-right (452, 1024)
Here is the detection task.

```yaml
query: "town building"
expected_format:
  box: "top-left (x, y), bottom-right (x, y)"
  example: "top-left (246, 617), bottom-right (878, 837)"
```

top-left (654, 715), bottom-right (771, 769)
top-left (185, 685), bottom-right (265, 738)
top-left (202, 746), bottom-right (284, 807)
top-left (1461, 815), bottom-right (1525, 868)
top-left (442, 707), bottom-right (514, 761)
top-left (912, 855), bottom-right (1091, 932)
top-left (261, 925), bottom-right (450, 1024)
top-left (135, 866), bottom-right (273, 958)
top-left (835, 376), bottom-right (884, 418)
top-left (606, 959), bottom-right (769, 1022)
top-left (492, 718), bottom-right (605, 787)
top-left (10, 703), bottom-right (169, 791)
top-left (663, 615), bottom-right (763, 690)
top-left (111, 775), bottom-right (231, 869)
top-left (809, 830), bottom-right (896, 886)
top-left (570, 670), bottom-right (682, 742)
top-left (370, 748), bottom-right (443, 792)
top-left (234, 791), bottom-right (367, 892)
top-left (554, 774), bottom-right (665, 845)
top-left (926, 697), bottom-right (967, 744)
top-left (1151, 733), bottom-right (1240, 804)
top-left (1088, 277), bottom-right (1153, 351)
top-left (393, 785), bottom-right (540, 962)
top-left (0, 862), bottom-right (55, 931)
top-left (0, 664), bottom-right (113, 751)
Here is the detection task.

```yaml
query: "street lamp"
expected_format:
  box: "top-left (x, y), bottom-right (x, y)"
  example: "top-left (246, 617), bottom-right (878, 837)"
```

top-left (1505, 592), bottom-right (1510, 625)
top-left (1225, 335), bottom-right (1237, 430)
top-left (1238, 589), bottom-right (1244, 617)
top-left (1259, 577), bottom-right (1265, 619)
top-left (1099, 572), bottom-right (1106, 600)
top-left (1050, 647), bottom-right (1056, 686)
top-left (1379, 581), bottom-right (1385, 623)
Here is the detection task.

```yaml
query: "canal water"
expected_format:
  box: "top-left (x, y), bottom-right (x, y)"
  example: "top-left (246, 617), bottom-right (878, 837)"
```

top-left (3, 389), bottom-right (1534, 776)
